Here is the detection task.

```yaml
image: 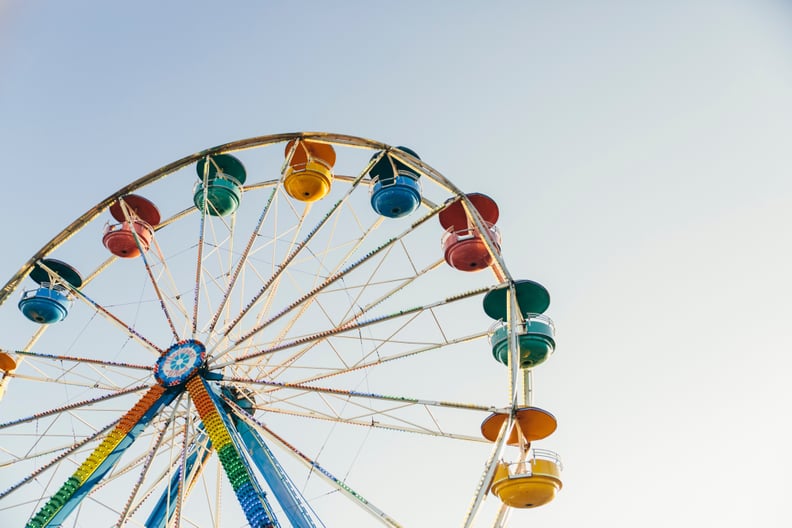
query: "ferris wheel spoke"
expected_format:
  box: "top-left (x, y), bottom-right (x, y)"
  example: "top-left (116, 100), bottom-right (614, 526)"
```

top-left (227, 402), bottom-right (403, 528)
top-left (22, 385), bottom-right (176, 528)
top-left (87, 433), bottom-right (171, 495)
top-left (0, 384), bottom-right (149, 431)
top-left (210, 199), bottom-right (309, 350)
top-left (219, 236), bottom-right (400, 359)
top-left (7, 348), bottom-right (151, 390)
top-left (115, 199), bottom-right (181, 342)
top-left (149, 204), bottom-right (209, 317)
top-left (232, 330), bottom-right (489, 395)
top-left (213, 202), bottom-right (462, 365)
top-left (0, 437), bottom-right (91, 471)
top-left (8, 372), bottom-right (149, 393)
top-left (171, 395), bottom-right (198, 527)
top-left (249, 403), bottom-right (487, 443)
top-left (33, 260), bottom-right (163, 355)
top-left (336, 255), bottom-right (445, 326)
top-left (9, 349), bottom-right (152, 372)
top-left (116, 392), bottom-right (183, 527)
top-left (190, 156), bottom-right (249, 338)
top-left (18, 250), bottom-right (130, 355)
top-left (264, 212), bottom-right (388, 342)
top-left (212, 187), bottom-right (354, 346)
top-left (304, 335), bottom-right (491, 400)
top-left (212, 189), bottom-right (312, 347)
top-left (213, 154), bottom-right (379, 352)
top-left (20, 358), bottom-right (149, 393)
top-left (222, 214), bottom-right (389, 372)
top-left (223, 377), bottom-right (498, 415)
top-left (191, 160), bottom-right (213, 338)
top-left (114, 421), bottom-right (211, 527)
top-left (142, 426), bottom-right (214, 528)
top-left (204, 190), bottom-right (306, 355)
top-left (0, 419), bottom-right (117, 500)
top-left (206, 187), bottom-right (278, 336)
top-left (255, 258), bottom-right (446, 381)
top-left (135, 239), bottom-right (182, 343)
top-left (214, 287), bottom-right (489, 369)
top-left (70, 289), bottom-right (162, 355)
top-left (146, 234), bottom-right (192, 326)
top-left (269, 396), bottom-right (483, 442)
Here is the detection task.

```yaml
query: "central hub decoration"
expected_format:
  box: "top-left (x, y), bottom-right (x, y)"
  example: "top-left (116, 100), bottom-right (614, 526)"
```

top-left (154, 339), bottom-right (206, 387)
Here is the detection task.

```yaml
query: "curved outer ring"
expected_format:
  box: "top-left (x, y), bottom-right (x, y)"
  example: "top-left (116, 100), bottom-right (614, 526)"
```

top-left (0, 132), bottom-right (513, 307)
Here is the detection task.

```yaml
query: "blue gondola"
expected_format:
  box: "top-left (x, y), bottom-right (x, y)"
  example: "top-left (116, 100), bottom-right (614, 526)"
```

top-left (18, 259), bottom-right (83, 324)
top-left (368, 146), bottom-right (422, 218)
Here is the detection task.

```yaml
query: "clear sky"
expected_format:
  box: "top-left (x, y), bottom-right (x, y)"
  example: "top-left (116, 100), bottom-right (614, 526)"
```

top-left (1, 1), bottom-right (792, 527)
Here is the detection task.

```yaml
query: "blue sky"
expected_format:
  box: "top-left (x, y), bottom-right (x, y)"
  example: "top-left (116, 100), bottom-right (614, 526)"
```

top-left (1, 1), bottom-right (792, 527)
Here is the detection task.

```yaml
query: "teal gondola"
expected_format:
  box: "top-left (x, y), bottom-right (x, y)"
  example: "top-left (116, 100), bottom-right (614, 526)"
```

top-left (194, 154), bottom-right (247, 216)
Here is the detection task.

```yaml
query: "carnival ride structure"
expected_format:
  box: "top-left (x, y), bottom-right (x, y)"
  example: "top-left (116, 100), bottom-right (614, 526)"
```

top-left (0, 132), bottom-right (563, 527)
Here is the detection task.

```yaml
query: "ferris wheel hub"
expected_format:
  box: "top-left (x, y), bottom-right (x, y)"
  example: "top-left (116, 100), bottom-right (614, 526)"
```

top-left (154, 339), bottom-right (207, 387)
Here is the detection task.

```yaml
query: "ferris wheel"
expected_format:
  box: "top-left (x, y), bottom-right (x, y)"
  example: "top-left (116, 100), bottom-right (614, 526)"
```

top-left (0, 132), bottom-right (562, 527)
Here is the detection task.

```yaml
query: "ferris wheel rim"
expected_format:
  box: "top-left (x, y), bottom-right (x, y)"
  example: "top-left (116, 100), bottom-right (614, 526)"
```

top-left (0, 131), bottom-right (506, 308)
top-left (0, 131), bottom-right (526, 527)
